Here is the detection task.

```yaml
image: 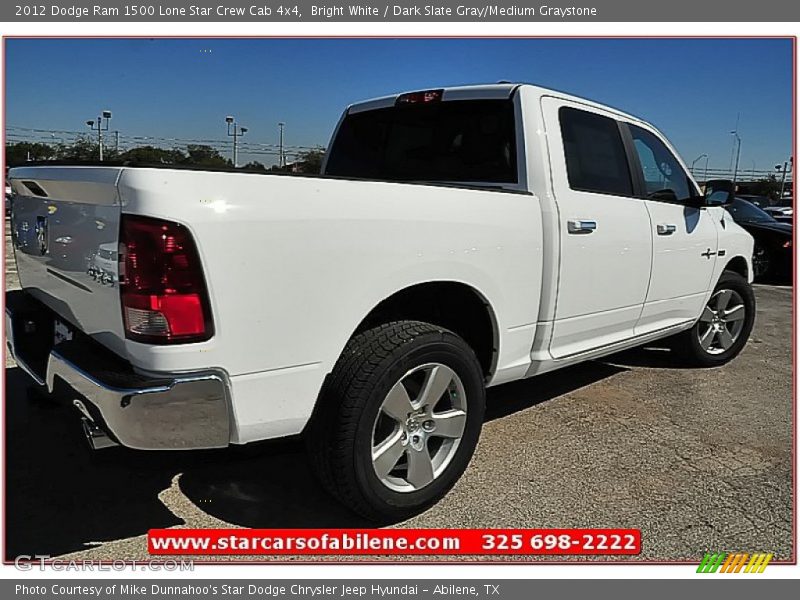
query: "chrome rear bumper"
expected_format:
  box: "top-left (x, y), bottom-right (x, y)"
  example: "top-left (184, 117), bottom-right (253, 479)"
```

top-left (6, 291), bottom-right (231, 450)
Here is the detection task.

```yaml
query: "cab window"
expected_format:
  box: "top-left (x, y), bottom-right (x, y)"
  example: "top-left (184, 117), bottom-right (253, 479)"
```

top-left (629, 125), bottom-right (695, 203)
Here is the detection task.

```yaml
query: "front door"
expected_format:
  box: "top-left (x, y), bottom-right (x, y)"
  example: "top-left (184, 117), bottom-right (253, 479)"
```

top-left (623, 123), bottom-right (719, 333)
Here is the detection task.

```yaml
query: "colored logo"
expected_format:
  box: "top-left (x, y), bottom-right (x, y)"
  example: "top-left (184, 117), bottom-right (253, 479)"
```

top-left (697, 552), bottom-right (773, 573)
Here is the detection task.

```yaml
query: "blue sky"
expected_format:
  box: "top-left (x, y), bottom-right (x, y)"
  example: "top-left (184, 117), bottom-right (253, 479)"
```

top-left (4, 38), bottom-right (793, 170)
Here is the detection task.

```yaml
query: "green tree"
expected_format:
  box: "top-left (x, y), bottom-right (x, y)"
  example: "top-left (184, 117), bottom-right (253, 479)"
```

top-left (119, 145), bottom-right (186, 164)
top-left (240, 160), bottom-right (269, 172)
top-left (183, 144), bottom-right (231, 167)
top-left (5, 141), bottom-right (56, 166)
top-left (55, 135), bottom-right (101, 162)
top-left (750, 175), bottom-right (781, 202)
top-left (294, 149), bottom-right (325, 174)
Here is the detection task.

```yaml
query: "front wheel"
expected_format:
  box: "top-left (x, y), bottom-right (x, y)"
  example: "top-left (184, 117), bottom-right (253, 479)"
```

top-left (673, 271), bottom-right (755, 367)
top-left (306, 321), bottom-right (486, 522)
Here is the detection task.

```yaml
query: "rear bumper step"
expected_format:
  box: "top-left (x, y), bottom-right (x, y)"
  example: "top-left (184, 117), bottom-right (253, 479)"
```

top-left (6, 290), bottom-right (232, 451)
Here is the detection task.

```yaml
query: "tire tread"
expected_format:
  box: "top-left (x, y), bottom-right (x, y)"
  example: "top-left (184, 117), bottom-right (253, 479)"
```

top-left (306, 320), bottom-right (481, 521)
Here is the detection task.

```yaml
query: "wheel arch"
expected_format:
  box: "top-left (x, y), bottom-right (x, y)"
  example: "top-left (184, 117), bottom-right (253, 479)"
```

top-left (723, 255), bottom-right (751, 282)
top-left (352, 281), bottom-right (500, 379)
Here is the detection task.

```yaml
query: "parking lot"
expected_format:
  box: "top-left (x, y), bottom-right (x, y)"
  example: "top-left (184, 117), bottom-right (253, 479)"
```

top-left (3, 219), bottom-right (793, 563)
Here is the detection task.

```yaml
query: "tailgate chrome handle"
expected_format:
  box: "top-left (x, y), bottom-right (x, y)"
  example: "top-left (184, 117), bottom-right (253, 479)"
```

top-left (657, 224), bottom-right (677, 235)
top-left (567, 219), bottom-right (597, 234)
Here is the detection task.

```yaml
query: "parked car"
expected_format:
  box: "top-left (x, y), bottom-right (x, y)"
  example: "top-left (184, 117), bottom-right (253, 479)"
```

top-left (761, 197), bottom-right (793, 223)
top-left (6, 83), bottom-right (756, 521)
top-left (737, 194), bottom-right (769, 208)
top-left (87, 242), bottom-right (118, 285)
top-left (725, 197), bottom-right (792, 281)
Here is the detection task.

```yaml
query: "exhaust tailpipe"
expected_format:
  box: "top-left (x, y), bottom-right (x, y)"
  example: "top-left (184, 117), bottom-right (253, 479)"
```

top-left (81, 417), bottom-right (118, 450)
top-left (73, 399), bottom-right (118, 450)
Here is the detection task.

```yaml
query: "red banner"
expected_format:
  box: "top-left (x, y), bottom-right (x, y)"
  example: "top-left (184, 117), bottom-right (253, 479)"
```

top-left (148, 528), bottom-right (641, 556)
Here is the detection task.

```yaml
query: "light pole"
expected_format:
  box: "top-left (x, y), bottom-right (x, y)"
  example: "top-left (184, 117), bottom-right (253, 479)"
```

top-left (86, 110), bottom-right (112, 161)
top-left (778, 157), bottom-right (793, 199)
top-left (278, 122), bottom-right (285, 168)
top-left (729, 112), bottom-right (740, 172)
top-left (730, 130), bottom-right (742, 185)
top-left (226, 116), bottom-right (248, 168)
top-left (690, 153), bottom-right (708, 177)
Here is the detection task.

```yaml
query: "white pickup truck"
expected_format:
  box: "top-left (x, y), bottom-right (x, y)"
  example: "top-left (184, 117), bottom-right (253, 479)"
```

top-left (7, 83), bottom-right (755, 521)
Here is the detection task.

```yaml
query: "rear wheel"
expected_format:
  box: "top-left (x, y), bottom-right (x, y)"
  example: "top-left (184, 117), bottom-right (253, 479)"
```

top-left (306, 320), bottom-right (485, 522)
top-left (673, 271), bottom-right (755, 367)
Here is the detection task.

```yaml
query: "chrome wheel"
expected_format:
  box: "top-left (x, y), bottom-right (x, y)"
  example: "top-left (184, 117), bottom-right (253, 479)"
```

top-left (697, 289), bottom-right (747, 355)
top-left (371, 363), bottom-right (467, 493)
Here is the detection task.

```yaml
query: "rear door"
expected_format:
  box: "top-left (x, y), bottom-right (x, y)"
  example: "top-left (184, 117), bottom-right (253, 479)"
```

top-left (9, 166), bottom-right (127, 356)
top-left (541, 98), bottom-right (653, 359)
top-left (622, 123), bottom-right (719, 333)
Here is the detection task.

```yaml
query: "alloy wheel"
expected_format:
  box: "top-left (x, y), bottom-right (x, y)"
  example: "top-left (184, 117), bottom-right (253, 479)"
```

top-left (697, 289), bottom-right (747, 355)
top-left (371, 363), bottom-right (467, 492)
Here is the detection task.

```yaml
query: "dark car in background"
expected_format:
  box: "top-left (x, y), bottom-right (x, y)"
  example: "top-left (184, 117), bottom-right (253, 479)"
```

top-left (725, 197), bottom-right (792, 282)
top-left (761, 197), bottom-right (793, 223)
top-left (737, 194), bottom-right (770, 208)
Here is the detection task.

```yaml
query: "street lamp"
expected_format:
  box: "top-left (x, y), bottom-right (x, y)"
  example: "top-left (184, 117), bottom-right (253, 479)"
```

top-left (690, 153), bottom-right (708, 177)
top-left (86, 109), bottom-right (112, 161)
top-left (730, 130), bottom-right (742, 185)
top-left (777, 157), bottom-right (793, 199)
top-left (278, 122), bottom-right (286, 168)
top-left (226, 115), bottom-right (247, 168)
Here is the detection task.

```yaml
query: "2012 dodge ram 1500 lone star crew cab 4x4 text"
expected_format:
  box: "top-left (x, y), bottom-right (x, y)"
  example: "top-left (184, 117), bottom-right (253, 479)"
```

top-left (6, 84), bottom-right (755, 520)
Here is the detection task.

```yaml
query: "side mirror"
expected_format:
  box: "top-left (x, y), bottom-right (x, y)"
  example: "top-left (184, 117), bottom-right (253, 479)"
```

top-left (704, 179), bottom-right (736, 207)
top-left (684, 195), bottom-right (707, 209)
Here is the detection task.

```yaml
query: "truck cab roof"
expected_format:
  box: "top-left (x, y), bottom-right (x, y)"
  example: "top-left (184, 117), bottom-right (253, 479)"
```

top-left (347, 82), bottom-right (648, 126)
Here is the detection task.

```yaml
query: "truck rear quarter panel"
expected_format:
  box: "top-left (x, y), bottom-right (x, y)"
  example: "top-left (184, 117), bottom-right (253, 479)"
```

top-left (117, 169), bottom-right (543, 443)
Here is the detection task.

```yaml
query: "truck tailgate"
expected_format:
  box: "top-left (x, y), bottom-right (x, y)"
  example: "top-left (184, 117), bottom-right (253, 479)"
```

top-left (8, 166), bottom-right (127, 357)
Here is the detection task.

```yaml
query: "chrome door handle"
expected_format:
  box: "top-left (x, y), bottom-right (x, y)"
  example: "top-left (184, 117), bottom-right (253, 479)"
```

top-left (567, 219), bottom-right (597, 234)
top-left (657, 224), bottom-right (677, 235)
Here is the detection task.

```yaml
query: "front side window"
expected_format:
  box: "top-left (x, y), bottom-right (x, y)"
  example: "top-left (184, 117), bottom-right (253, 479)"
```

top-left (559, 107), bottom-right (633, 196)
top-left (629, 125), bottom-right (694, 203)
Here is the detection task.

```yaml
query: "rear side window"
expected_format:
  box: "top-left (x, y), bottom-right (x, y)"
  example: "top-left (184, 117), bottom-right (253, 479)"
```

top-left (559, 107), bottom-right (633, 196)
top-left (325, 100), bottom-right (517, 183)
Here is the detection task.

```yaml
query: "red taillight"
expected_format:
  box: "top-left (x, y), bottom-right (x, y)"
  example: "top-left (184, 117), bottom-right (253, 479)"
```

top-left (395, 89), bottom-right (443, 106)
top-left (119, 215), bottom-right (213, 344)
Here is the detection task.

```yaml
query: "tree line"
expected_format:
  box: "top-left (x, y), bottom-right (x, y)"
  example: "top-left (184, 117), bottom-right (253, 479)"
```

top-left (5, 138), bottom-right (325, 174)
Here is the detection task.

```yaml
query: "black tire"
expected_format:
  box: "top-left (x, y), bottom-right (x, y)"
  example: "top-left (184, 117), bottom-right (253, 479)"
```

top-left (672, 271), bottom-right (755, 367)
top-left (306, 320), bottom-right (485, 522)
top-left (752, 243), bottom-right (772, 281)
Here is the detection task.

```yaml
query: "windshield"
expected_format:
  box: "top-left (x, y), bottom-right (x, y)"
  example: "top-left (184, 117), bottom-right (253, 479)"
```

top-left (726, 197), bottom-right (776, 223)
top-left (324, 99), bottom-right (518, 184)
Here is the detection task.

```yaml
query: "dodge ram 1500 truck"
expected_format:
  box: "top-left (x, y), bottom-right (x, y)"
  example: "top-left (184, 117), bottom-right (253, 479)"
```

top-left (6, 83), bottom-right (755, 520)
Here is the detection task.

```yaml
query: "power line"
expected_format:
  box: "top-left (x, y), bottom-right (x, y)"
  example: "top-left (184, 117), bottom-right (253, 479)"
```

top-left (6, 125), bottom-right (323, 151)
